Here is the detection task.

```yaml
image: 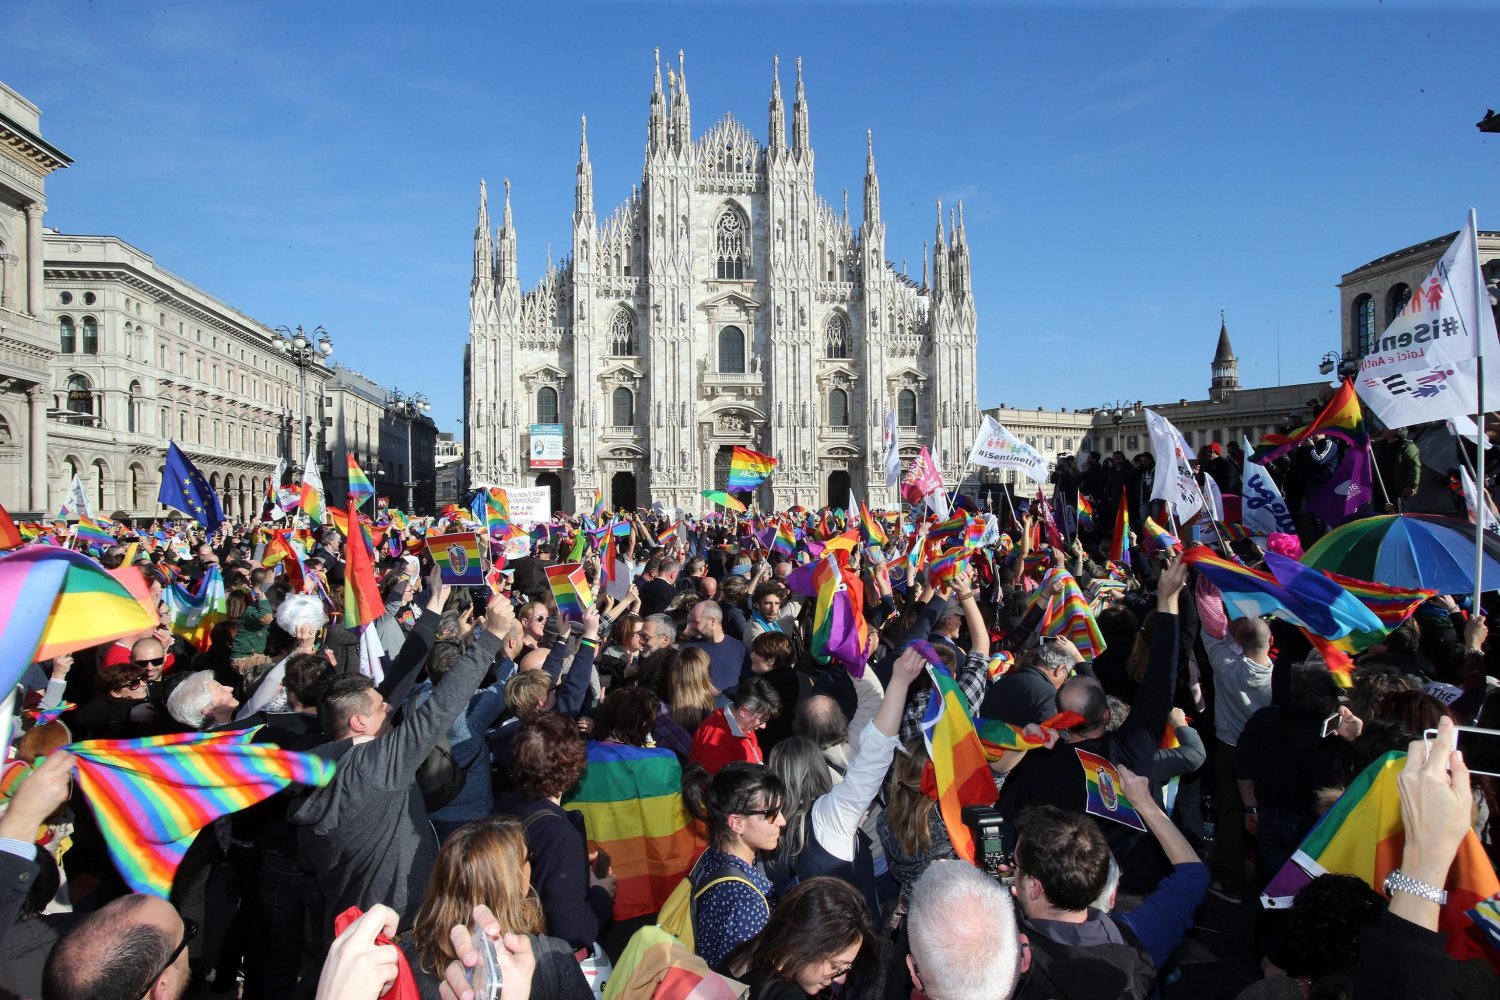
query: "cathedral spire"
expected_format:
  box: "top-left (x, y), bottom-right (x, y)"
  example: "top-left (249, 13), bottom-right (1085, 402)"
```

top-left (955, 200), bottom-right (967, 246)
top-left (673, 49), bottom-right (692, 149)
top-left (791, 56), bottom-right (810, 156)
top-left (842, 188), bottom-right (849, 225)
top-left (922, 240), bottom-right (929, 289)
top-left (575, 115), bottom-right (594, 223)
top-left (768, 55), bottom-right (786, 154)
top-left (862, 129), bottom-right (881, 225)
top-left (497, 178), bottom-right (516, 283)
top-left (474, 179), bottom-right (494, 284)
top-left (932, 200), bottom-right (949, 299)
top-left (649, 48), bottom-right (666, 153)
top-left (934, 199), bottom-right (946, 249)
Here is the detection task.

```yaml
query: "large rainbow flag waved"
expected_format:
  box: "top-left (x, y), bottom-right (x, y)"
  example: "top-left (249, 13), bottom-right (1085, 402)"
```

top-left (786, 552), bottom-right (871, 675)
top-left (161, 565), bottom-right (228, 652)
top-left (917, 660), bottom-right (995, 864)
top-left (727, 446), bottom-right (777, 491)
top-left (564, 740), bottom-right (704, 920)
top-left (66, 727), bottom-right (336, 896)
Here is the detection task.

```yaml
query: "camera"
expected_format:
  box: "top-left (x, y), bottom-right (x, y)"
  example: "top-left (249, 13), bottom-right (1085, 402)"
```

top-left (962, 805), bottom-right (1013, 884)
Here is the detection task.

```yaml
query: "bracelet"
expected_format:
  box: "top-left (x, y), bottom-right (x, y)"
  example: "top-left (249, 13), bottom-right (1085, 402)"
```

top-left (1383, 869), bottom-right (1447, 906)
top-left (1243, 806), bottom-right (1258, 815)
top-left (578, 638), bottom-right (599, 649)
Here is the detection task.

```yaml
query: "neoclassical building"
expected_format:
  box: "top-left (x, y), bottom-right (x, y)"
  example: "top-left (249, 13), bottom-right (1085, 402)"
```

top-left (466, 52), bottom-right (980, 513)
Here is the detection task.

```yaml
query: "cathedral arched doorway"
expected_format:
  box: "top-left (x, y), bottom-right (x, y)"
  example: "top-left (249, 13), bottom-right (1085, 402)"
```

top-left (536, 472), bottom-right (563, 514)
top-left (826, 470), bottom-right (851, 510)
top-left (611, 472), bottom-right (636, 512)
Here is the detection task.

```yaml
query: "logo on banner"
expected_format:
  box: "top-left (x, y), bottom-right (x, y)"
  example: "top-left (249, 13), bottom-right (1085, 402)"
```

top-left (1362, 365), bottom-right (1459, 399)
top-left (446, 544), bottom-right (469, 577)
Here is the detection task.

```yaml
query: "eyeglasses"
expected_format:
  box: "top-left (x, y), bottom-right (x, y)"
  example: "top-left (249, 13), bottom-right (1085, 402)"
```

top-left (133, 656), bottom-right (166, 667)
top-left (820, 960), bottom-right (855, 983)
top-left (530, 614), bottom-right (548, 623)
top-left (115, 677), bottom-right (148, 691)
top-left (138, 916), bottom-right (198, 997)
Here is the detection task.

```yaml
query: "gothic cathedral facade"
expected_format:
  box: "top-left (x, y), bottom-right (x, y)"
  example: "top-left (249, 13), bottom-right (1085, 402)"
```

top-left (465, 52), bottom-right (979, 513)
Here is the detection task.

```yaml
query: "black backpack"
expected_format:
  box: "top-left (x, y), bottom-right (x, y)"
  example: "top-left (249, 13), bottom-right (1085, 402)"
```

top-left (1015, 916), bottom-right (1156, 1000)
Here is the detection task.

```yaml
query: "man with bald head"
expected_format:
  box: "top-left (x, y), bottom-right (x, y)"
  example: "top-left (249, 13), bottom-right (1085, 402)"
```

top-left (1201, 600), bottom-right (1275, 903)
top-left (44, 893), bottom-right (192, 1000)
top-left (131, 635), bottom-right (171, 684)
top-left (683, 598), bottom-right (750, 692)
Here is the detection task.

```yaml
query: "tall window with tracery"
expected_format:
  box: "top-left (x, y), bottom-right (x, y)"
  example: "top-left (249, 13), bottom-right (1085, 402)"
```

top-left (825, 313), bottom-right (850, 359)
top-left (610, 309), bottom-right (637, 355)
top-left (715, 208), bottom-right (747, 280)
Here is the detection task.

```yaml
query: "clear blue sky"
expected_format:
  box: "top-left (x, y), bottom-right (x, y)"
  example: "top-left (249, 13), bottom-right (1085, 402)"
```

top-left (6, 1), bottom-right (1498, 434)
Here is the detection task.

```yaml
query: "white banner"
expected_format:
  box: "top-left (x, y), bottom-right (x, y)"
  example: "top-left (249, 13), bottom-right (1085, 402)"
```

top-left (1355, 214), bottom-right (1500, 431)
top-left (1240, 438), bottom-right (1297, 536)
top-left (966, 415), bottom-right (1050, 483)
top-left (61, 472), bottom-right (92, 519)
top-left (505, 485), bottom-right (552, 526)
top-left (1143, 408), bottom-right (1204, 522)
top-left (1460, 464), bottom-right (1500, 535)
top-left (529, 423), bottom-right (565, 470)
top-left (883, 410), bottom-right (901, 488)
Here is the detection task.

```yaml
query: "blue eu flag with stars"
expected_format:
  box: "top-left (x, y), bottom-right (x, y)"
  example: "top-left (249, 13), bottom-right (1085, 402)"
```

top-left (159, 441), bottom-right (225, 534)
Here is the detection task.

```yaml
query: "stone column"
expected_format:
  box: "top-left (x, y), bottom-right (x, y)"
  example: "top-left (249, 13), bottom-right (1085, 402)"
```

top-left (25, 203), bottom-right (44, 317)
top-left (27, 386), bottom-right (47, 512)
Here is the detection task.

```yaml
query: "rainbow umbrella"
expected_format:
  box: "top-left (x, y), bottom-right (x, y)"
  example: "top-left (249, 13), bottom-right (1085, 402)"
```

top-left (700, 490), bottom-right (746, 513)
top-left (1301, 514), bottom-right (1500, 594)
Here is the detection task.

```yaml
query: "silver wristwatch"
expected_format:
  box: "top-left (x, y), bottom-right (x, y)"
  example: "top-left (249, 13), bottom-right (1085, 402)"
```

top-left (1383, 869), bottom-right (1447, 906)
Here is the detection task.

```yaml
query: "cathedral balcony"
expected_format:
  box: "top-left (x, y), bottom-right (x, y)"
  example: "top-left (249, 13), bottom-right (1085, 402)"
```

top-left (815, 281), bottom-right (856, 303)
top-left (700, 370), bottom-right (764, 402)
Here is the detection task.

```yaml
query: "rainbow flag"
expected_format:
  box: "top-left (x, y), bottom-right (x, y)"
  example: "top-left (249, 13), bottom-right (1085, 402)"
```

top-left (161, 565), bottom-right (228, 652)
top-left (1076, 748), bottom-right (1147, 831)
top-left (262, 530), bottom-right (307, 593)
top-left (1076, 496), bottom-right (1096, 532)
top-left (427, 532), bottom-right (484, 586)
top-left (65, 727), bottom-right (336, 896)
top-left (0, 505), bottom-right (25, 551)
top-left (926, 545), bottom-right (971, 591)
top-left (1252, 378), bottom-right (1368, 463)
top-left (786, 551), bottom-right (870, 676)
top-left (1183, 546), bottom-right (1383, 640)
top-left (1109, 490), bottom-right (1130, 562)
top-left (25, 702), bottom-right (76, 727)
top-left (1315, 570), bottom-right (1435, 656)
top-left (602, 520), bottom-right (629, 584)
top-left (771, 521), bottom-right (796, 559)
top-left (927, 512), bottom-right (977, 552)
top-left (75, 516), bottom-right (115, 553)
top-left (1031, 568), bottom-right (1106, 659)
top-left (345, 454), bottom-right (374, 508)
top-left (0, 547), bottom-right (156, 694)
top-left (727, 446), bottom-right (777, 490)
top-left (343, 499), bottom-right (384, 629)
top-left (1262, 751), bottom-right (1500, 963)
top-left (592, 488), bottom-right (607, 521)
top-left (918, 662), bottom-right (995, 864)
top-left (1142, 516), bottom-right (1181, 555)
top-left (546, 562), bottom-right (594, 620)
top-left (858, 502), bottom-right (888, 548)
top-left (300, 456), bottom-right (325, 525)
top-left (563, 740), bottom-right (704, 920)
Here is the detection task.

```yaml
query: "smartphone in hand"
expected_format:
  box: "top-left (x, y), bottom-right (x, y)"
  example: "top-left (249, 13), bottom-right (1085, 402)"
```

top-left (467, 924), bottom-right (501, 1000)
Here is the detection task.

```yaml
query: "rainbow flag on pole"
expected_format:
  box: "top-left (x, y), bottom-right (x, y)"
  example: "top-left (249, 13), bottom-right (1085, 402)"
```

top-left (343, 499), bottom-right (384, 630)
top-left (346, 454), bottom-right (374, 508)
top-left (786, 552), bottom-right (871, 675)
top-left (546, 562), bottom-right (594, 621)
top-left (1109, 488), bottom-right (1130, 562)
top-left (727, 446), bottom-right (777, 490)
top-left (918, 661), bottom-right (996, 864)
top-left (563, 740), bottom-right (704, 920)
top-left (65, 727), bottom-right (336, 897)
top-left (74, 516), bottom-right (116, 553)
top-left (592, 487), bottom-right (607, 521)
top-left (1076, 495), bottom-right (1096, 532)
top-left (771, 521), bottom-right (796, 559)
top-left (1262, 751), bottom-right (1500, 963)
top-left (426, 532), bottom-right (484, 586)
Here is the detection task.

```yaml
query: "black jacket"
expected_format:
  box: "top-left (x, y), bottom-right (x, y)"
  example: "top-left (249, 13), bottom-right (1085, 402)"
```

top-left (496, 796), bottom-right (613, 950)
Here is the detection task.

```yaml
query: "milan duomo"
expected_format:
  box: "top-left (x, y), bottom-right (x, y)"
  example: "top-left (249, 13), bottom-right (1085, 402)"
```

top-left (465, 50), bottom-right (980, 514)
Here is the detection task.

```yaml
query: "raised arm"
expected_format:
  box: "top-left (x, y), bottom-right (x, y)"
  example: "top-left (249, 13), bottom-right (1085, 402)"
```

top-left (1131, 556), bottom-right (1185, 742)
top-left (552, 607), bottom-right (600, 719)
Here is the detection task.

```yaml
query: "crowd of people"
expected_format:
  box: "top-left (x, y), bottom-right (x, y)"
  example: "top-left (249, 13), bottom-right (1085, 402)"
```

top-left (1, 463), bottom-right (1498, 1000)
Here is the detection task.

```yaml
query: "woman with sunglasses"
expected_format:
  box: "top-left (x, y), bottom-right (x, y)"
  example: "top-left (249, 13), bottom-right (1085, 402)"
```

top-left (681, 761), bottom-right (787, 973)
top-left (597, 611), bottom-right (644, 690)
top-left (403, 815), bottom-right (593, 1000)
top-left (69, 659), bottom-right (159, 740)
top-left (727, 877), bottom-right (874, 1000)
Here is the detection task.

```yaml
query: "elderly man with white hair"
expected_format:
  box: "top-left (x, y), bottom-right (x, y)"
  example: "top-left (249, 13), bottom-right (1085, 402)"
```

top-left (906, 860), bottom-right (1024, 1000)
top-left (165, 670), bottom-right (240, 730)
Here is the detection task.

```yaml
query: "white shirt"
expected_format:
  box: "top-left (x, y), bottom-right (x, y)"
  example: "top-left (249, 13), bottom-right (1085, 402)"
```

top-left (1202, 631), bottom-right (1273, 746)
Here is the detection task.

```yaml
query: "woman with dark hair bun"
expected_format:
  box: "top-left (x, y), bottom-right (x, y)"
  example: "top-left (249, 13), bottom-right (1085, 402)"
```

top-left (727, 877), bottom-right (874, 1000)
top-left (680, 761), bottom-right (786, 973)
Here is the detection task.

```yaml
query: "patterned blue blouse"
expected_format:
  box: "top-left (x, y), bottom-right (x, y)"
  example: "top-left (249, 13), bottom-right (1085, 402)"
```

top-left (691, 846), bottom-right (772, 973)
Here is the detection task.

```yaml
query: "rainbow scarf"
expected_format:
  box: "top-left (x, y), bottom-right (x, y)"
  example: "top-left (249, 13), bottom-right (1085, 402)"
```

top-left (0, 547), bottom-right (156, 694)
top-left (727, 446), bottom-right (777, 490)
top-left (546, 562), bottom-right (594, 620)
top-left (161, 565), bottom-right (228, 652)
top-left (563, 741), bottom-right (704, 920)
top-left (1262, 751), bottom-right (1500, 964)
top-left (345, 454), bottom-right (375, 508)
top-left (65, 727), bottom-right (336, 896)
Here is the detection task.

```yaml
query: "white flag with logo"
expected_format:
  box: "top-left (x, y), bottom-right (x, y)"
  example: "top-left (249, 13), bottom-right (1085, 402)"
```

top-left (1143, 408), bottom-right (1204, 522)
top-left (60, 473), bottom-right (92, 520)
top-left (1460, 465), bottom-right (1500, 535)
top-left (966, 415), bottom-right (1050, 484)
top-left (1355, 214), bottom-right (1500, 430)
top-left (1240, 438), bottom-right (1297, 536)
top-left (883, 410), bottom-right (901, 488)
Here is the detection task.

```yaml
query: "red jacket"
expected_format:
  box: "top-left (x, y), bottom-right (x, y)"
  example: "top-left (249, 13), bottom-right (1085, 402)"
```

top-left (688, 708), bottom-right (762, 774)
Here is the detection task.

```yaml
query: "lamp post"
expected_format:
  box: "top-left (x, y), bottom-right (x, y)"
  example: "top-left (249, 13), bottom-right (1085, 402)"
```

top-left (276, 325), bottom-right (333, 467)
top-left (386, 388), bottom-right (430, 511)
top-left (1317, 350), bottom-right (1360, 380)
top-left (1100, 399), bottom-right (1137, 451)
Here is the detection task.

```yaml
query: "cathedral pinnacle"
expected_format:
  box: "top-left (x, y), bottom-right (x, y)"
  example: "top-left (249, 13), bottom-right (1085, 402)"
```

top-left (580, 115), bottom-right (589, 159)
top-left (934, 199), bottom-right (946, 247)
top-left (502, 178), bottom-right (513, 230)
top-left (478, 178), bottom-right (490, 229)
top-left (653, 47), bottom-right (662, 94)
top-left (791, 56), bottom-right (810, 155)
top-left (863, 129), bottom-right (881, 226)
top-left (768, 55), bottom-right (786, 152)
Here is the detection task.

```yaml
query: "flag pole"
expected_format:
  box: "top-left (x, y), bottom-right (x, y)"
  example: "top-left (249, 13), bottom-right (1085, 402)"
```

top-left (1472, 208), bottom-right (1487, 609)
top-left (1366, 436), bottom-right (1394, 513)
top-left (947, 458), bottom-right (973, 508)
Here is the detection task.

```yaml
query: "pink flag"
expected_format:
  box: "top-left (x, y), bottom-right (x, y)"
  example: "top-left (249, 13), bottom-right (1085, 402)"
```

top-left (901, 448), bottom-right (949, 517)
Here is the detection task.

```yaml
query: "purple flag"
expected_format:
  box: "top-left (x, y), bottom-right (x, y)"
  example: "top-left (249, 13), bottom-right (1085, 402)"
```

top-left (1306, 443), bottom-right (1372, 528)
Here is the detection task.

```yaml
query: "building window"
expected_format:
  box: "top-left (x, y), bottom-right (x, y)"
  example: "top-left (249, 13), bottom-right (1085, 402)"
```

top-left (160, 345), bottom-right (168, 368)
top-left (715, 208), bottom-right (748, 280)
top-left (1353, 294), bottom-right (1375, 355)
top-left (58, 316), bottom-right (76, 353)
top-left (81, 317), bottom-right (99, 355)
top-left (1044, 436), bottom-right (1056, 451)
top-left (718, 326), bottom-right (746, 374)
top-left (536, 386), bottom-right (559, 424)
top-left (58, 291), bottom-right (72, 305)
top-left (1127, 435), bottom-right (1140, 451)
top-left (829, 388), bottom-right (850, 427)
top-left (160, 407), bottom-right (168, 436)
top-left (179, 412), bottom-right (187, 440)
top-left (898, 388), bottom-right (918, 427)
top-left (128, 381), bottom-right (142, 433)
top-left (825, 313), bottom-right (850, 359)
top-left (610, 309), bottom-right (637, 355)
top-left (612, 387), bottom-right (634, 426)
top-left (65, 374), bottom-right (93, 415)
top-left (82, 292), bottom-right (96, 305)
top-left (1386, 283), bottom-right (1412, 324)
